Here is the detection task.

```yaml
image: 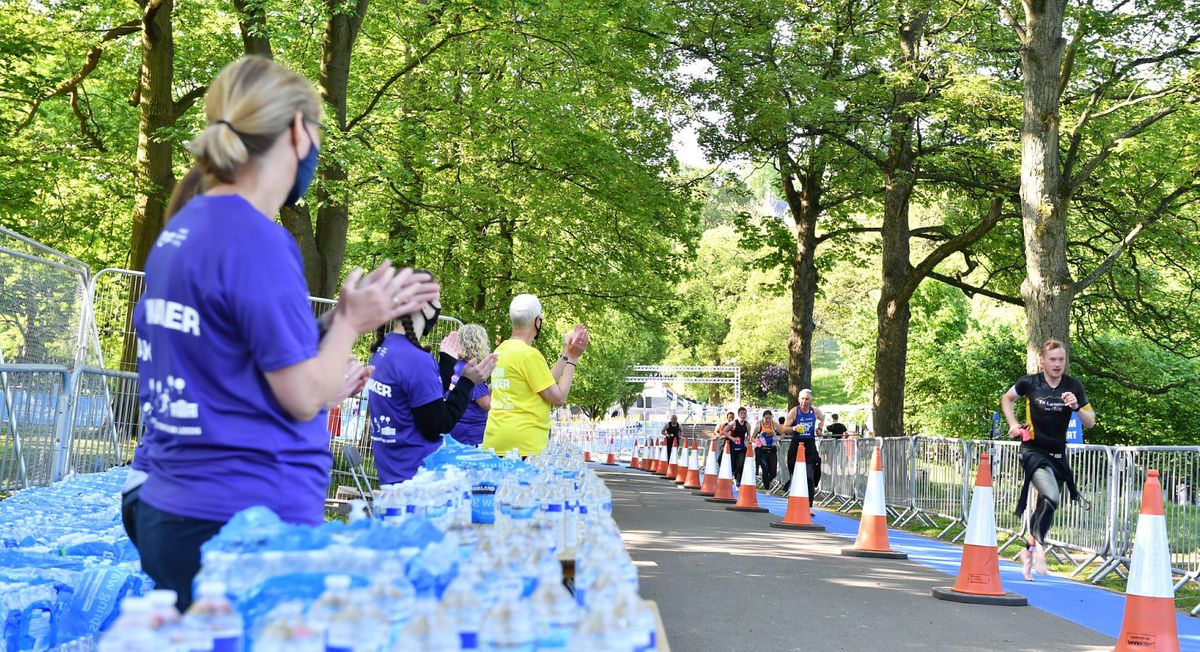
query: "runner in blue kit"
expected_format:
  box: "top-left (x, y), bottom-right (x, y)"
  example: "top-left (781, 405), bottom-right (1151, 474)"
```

top-left (131, 56), bottom-right (438, 611)
top-left (783, 389), bottom-right (824, 499)
top-left (1000, 338), bottom-right (1096, 580)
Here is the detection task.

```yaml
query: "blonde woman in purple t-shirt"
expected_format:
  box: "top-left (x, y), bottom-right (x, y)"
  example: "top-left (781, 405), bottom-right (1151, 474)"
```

top-left (132, 56), bottom-right (438, 611)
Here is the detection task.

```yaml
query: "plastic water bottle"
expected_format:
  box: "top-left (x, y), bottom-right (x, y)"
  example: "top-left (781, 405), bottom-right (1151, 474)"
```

top-left (394, 598), bottom-right (460, 651)
top-left (532, 569), bottom-right (578, 649)
top-left (181, 581), bottom-right (243, 652)
top-left (479, 589), bottom-right (535, 651)
top-left (325, 589), bottom-right (388, 652)
top-left (367, 559), bottom-right (416, 641)
top-left (308, 575), bottom-right (354, 639)
top-left (440, 574), bottom-right (485, 651)
top-left (98, 597), bottom-right (163, 652)
top-left (253, 602), bottom-right (322, 652)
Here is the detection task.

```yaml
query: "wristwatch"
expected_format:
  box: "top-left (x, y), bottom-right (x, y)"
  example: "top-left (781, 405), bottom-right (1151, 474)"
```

top-left (560, 355), bottom-right (570, 362)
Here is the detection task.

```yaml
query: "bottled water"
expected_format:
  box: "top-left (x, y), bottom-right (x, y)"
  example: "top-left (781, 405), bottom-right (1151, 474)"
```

top-left (307, 575), bottom-right (353, 639)
top-left (252, 602), bottom-right (321, 652)
top-left (366, 559), bottom-right (416, 641)
top-left (394, 598), bottom-right (459, 651)
top-left (325, 589), bottom-right (388, 652)
top-left (181, 581), bottom-right (242, 652)
top-left (531, 568), bottom-right (577, 649)
top-left (439, 573), bottom-right (485, 651)
top-left (147, 589), bottom-right (181, 628)
top-left (98, 597), bottom-right (162, 652)
top-left (478, 588), bottom-right (534, 652)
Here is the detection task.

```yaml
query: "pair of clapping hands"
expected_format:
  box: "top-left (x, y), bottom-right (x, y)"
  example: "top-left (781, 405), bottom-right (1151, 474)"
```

top-left (324, 262), bottom-right (441, 405)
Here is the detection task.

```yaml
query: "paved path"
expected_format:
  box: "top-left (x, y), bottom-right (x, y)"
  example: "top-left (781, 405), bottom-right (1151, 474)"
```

top-left (603, 465), bottom-right (1117, 652)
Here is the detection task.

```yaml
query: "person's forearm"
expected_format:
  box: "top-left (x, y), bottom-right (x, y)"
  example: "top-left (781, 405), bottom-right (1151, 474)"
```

top-left (1000, 395), bottom-right (1020, 428)
top-left (555, 364), bottom-right (577, 402)
top-left (1077, 406), bottom-right (1096, 428)
top-left (551, 355), bottom-right (569, 382)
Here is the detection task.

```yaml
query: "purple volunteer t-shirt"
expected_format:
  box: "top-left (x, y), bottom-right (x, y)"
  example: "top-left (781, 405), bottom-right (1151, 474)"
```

top-left (367, 334), bottom-right (445, 483)
top-left (449, 359), bottom-right (490, 446)
top-left (134, 194), bottom-right (328, 525)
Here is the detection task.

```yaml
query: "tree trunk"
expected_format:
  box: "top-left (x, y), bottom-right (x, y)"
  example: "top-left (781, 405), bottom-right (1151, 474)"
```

top-left (1018, 0), bottom-right (1073, 371)
top-left (122, 0), bottom-right (175, 372)
top-left (232, 0), bottom-right (273, 59)
top-left (127, 0), bottom-right (176, 272)
top-left (778, 150), bottom-right (821, 408)
top-left (871, 13), bottom-right (925, 438)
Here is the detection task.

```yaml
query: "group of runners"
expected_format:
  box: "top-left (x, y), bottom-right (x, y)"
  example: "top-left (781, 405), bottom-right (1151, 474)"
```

top-left (660, 339), bottom-right (1096, 582)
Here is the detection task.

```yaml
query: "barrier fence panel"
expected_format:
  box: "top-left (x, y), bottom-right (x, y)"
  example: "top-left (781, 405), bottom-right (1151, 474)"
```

top-left (908, 436), bottom-right (970, 535)
top-left (1102, 446), bottom-right (1200, 594)
top-left (88, 268), bottom-right (147, 372)
top-left (63, 367), bottom-right (142, 479)
top-left (880, 437), bottom-right (915, 519)
top-left (815, 437), bottom-right (856, 510)
top-left (0, 365), bottom-right (72, 494)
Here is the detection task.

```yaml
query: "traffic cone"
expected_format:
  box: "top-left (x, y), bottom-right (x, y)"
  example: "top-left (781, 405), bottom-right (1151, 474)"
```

top-left (931, 453), bottom-right (1026, 605)
top-left (1114, 469), bottom-right (1179, 651)
top-left (841, 446), bottom-right (907, 559)
top-left (694, 439), bottom-right (720, 496)
top-left (641, 439), bottom-right (656, 472)
top-left (674, 440), bottom-right (690, 484)
top-left (770, 443), bottom-right (825, 531)
top-left (604, 436), bottom-right (617, 465)
top-left (683, 441), bottom-right (702, 489)
top-left (666, 441), bottom-right (680, 478)
top-left (583, 436), bottom-right (593, 462)
top-left (656, 439), bottom-right (669, 475)
top-left (726, 445), bottom-right (768, 513)
top-left (629, 439), bottom-right (641, 470)
top-left (705, 443), bottom-right (737, 503)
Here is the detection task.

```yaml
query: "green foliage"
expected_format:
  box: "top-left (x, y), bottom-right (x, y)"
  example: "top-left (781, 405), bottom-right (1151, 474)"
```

top-left (566, 309), bottom-right (666, 420)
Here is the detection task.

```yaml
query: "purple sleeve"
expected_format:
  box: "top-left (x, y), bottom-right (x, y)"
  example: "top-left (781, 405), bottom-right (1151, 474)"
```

top-left (409, 354), bottom-right (446, 407)
top-left (230, 231), bottom-right (318, 372)
top-left (471, 382), bottom-right (490, 400)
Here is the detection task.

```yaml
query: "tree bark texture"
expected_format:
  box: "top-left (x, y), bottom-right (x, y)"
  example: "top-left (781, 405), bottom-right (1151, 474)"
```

top-left (872, 13), bottom-right (925, 438)
top-left (779, 150), bottom-right (821, 409)
top-left (1017, 0), bottom-right (1073, 370)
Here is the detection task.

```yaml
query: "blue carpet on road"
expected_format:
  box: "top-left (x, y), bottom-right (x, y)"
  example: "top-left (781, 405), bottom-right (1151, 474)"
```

top-left (756, 493), bottom-right (1200, 651)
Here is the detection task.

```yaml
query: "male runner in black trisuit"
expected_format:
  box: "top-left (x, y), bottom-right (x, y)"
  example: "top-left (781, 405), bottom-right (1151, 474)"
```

top-left (1000, 338), bottom-right (1096, 580)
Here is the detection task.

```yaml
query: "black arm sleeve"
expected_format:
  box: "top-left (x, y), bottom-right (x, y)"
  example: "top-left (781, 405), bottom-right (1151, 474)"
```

top-left (437, 352), bottom-right (458, 393)
top-left (411, 377), bottom-right (477, 441)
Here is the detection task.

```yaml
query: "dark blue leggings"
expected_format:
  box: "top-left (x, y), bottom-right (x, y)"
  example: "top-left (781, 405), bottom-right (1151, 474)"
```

top-left (134, 500), bottom-right (226, 612)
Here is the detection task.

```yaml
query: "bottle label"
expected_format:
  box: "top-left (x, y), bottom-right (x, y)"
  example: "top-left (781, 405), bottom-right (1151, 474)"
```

top-left (212, 635), bottom-right (241, 652)
top-left (460, 631), bottom-right (479, 650)
top-left (326, 646), bottom-right (353, 652)
top-left (545, 504), bottom-right (564, 513)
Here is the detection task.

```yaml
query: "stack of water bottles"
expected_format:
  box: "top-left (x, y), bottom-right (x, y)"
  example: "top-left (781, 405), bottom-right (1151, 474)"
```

top-left (0, 467), bottom-right (151, 651)
top-left (94, 435), bottom-right (658, 651)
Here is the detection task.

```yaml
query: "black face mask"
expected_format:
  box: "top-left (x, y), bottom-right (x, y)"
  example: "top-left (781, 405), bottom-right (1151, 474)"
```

top-left (533, 317), bottom-right (543, 341)
top-left (422, 305), bottom-right (441, 338)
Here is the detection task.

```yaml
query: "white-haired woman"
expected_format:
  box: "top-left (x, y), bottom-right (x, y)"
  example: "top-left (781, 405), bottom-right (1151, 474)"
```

top-left (367, 277), bottom-right (497, 483)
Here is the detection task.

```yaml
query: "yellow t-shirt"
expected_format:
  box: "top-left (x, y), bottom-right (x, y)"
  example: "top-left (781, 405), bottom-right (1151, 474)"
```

top-left (482, 338), bottom-right (556, 456)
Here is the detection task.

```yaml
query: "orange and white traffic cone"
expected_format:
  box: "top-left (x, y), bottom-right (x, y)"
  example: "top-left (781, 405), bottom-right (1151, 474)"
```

top-left (656, 439), bottom-right (670, 475)
top-left (1114, 469), bottom-right (1179, 651)
top-left (642, 439), bottom-right (656, 472)
top-left (694, 439), bottom-right (720, 496)
top-left (841, 446), bottom-right (907, 559)
top-left (583, 436), bottom-right (593, 462)
top-left (704, 443), bottom-right (737, 504)
top-left (683, 441), bottom-right (702, 490)
top-left (665, 440), bottom-right (680, 478)
top-left (726, 445), bottom-right (768, 513)
top-left (604, 436), bottom-right (617, 465)
top-left (770, 443), bottom-right (825, 531)
top-left (931, 453), bottom-right (1026, 605)
top-left (674, 440), bottom-right (691, 484)
top-left (629, 439), bottom-right (641, 470)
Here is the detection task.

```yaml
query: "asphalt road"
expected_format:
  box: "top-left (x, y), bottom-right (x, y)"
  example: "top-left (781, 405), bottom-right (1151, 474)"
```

top-left (602, 466), bottom-right (1115, 652)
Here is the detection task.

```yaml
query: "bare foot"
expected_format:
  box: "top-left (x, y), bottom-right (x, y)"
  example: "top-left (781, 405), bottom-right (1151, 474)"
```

top-left (1017, 548), bottom-right (1034, 581)
top-left (1032, 542), bottom-right (1050, 575)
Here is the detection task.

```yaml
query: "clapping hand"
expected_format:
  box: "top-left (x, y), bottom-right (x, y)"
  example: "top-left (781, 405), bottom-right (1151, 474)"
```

top-left (462, 353), bottom-right (498, 384)
top-left (440, 331), bottom-right (462, 359)
top-left (336, 263), bottom-right (441, 334)
top-left (332, 357), bottom-right (373, 406)
top-left (563, 323), bottom-right (590, 361)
